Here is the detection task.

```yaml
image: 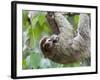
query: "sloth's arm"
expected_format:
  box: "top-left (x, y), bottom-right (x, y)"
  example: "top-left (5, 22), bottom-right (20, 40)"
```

top-left (71, 14), bottom-right (90, 57)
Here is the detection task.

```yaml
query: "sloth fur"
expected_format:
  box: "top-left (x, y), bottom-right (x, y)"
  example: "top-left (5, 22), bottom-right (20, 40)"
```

top-left (40, 13), bottom-right (90, 65)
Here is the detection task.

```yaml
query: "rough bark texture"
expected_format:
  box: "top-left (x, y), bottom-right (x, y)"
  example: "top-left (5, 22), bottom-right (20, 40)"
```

top-left (41, 12), bottom-right (90, 65)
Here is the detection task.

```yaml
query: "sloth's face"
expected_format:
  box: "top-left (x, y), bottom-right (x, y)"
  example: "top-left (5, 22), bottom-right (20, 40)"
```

top-left (43, 35), bottom-right (59, 50)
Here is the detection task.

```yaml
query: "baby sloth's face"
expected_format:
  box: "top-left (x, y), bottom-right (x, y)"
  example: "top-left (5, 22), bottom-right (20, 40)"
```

top-left (43, 35), bottom-right (59, 50)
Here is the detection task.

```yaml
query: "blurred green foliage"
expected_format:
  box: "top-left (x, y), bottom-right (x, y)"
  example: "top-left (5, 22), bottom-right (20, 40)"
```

top-left (22, 11), bottom-right (80, 70)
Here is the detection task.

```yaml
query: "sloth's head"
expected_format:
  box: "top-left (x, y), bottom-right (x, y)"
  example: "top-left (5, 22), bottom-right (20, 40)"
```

top-left (40, 35), bottom-right (59, 52)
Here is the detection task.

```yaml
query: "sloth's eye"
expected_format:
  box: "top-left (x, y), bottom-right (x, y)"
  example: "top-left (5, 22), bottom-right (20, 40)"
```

top-left (53, 39), bottom-right (58, 43)
top-left (48, 39), bottom-right (51, 41)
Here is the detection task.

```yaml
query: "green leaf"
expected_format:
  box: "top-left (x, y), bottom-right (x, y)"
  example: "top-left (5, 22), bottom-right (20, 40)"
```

top-left (50, 61), bottom-right (63, 68)
top-left (67, 15), bottom-right (74, 26)
top-left (22, 59), bottom-right (29, 69)
top-left (63, 61), bottom-right (80, 67)
top-left (33, 22), bottom-right (43, 39)
top-left (22, 11), bottom-right (30, 30)
top-left (32, 16), bottom-right (39, 28)
top-left (30, 53), bottom-right (41, 69)
top-left (27, 27), bottom-right (35, 48)
top-left (38, 14), bottom-right (46, 26)
top-left (43, 22), bottom-right (51, 33)
top-left (74, 15), bottom-right (79, 31)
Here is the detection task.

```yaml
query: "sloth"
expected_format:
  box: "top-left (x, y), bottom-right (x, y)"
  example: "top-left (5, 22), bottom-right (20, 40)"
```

top-left (40, 13), bottom-right (90, 65)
